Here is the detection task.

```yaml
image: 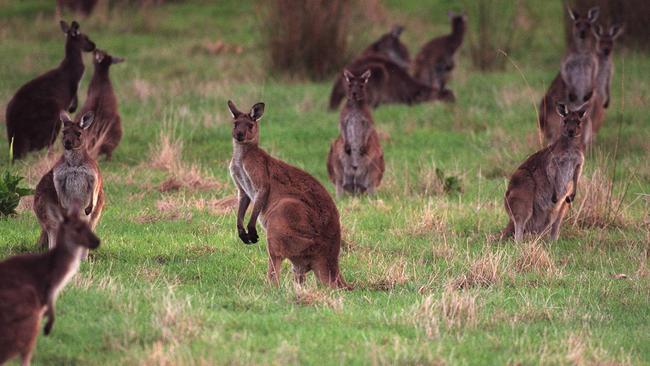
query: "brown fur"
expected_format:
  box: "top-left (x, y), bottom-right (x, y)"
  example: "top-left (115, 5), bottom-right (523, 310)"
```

top-left (78, 49), bottom-right (125, 160)
top-left (413, 12), bottom-right (466, 97)
top-left (228, 100), bottom-right (349, 289)
top-left (5, 21), bottom-right (95, 160)
top-left (34, 112), bottom-right (105, 256)
top-left (503, 103), bottom-right (587, 242)
top-left (591, 24), bottom-right (623, 133)
top-left (360, 25), bottom-right (411, 70)
top-left (327, 69), bottom-right (384, 197)
top-left (0, 206), bottom-right (100, 366)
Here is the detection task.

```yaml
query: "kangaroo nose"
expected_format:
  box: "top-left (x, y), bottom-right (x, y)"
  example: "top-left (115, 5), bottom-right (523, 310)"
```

top-left (64, 141), bottom-right (72, 149)
top-left (352, 165), bottom-right (358, 170)
top-left (236, 132), bottom-right (244, 141)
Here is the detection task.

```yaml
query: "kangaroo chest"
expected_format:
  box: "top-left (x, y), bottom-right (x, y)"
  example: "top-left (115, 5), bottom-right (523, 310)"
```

top-left (49, 252), bottom-right (82, 302)
top-left (549, 150), bottom-right (582, 189)
top-left (230, 156), bottom-right (258, 202)
top-left (53, 163), bottom-right (97, 208)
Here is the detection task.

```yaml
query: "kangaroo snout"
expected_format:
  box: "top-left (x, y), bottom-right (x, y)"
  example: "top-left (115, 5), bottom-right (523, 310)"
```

top-left (234, 131), bottom-right (245, 142)
top-left (64, 140), bottom-right (73, 150)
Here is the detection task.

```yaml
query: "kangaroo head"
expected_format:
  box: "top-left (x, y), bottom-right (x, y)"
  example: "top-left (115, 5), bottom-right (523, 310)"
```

top-left (60, 20), bottom-right (95, 52)
top-left (93, 49), bottom-right (125, 69)
top-left (556, 102), bottom-right (589, 138)
top-left (568, 7), bottom-right (599, 42)
top-left (60, 111), bottom-right (94, 151)
top-left (343, 69), bottom-right (371, 103)
top-left (367, 25), bottom-right (410, 68)
top-left (448, 11), bottom-right (467, 33)
top-left (593, 24), bottom-right (624, 57)
top-left (49, 204), bottom-right (100, 251)
top-left (228, 100), bottom-right (264, 145)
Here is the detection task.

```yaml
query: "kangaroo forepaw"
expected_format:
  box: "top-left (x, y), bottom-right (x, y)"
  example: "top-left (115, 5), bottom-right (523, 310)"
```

top-left (238, 228), bottom-right (252, 244)
top-left (566, 192), bottom-right (576, 204)
top-left (43, 318), bottom-right (54, 336)
top-left (247, 227), bottom-right (259, 243)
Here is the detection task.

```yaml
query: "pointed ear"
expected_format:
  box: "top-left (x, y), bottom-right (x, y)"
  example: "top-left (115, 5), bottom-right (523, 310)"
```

top-left (360, 69), bottom-right (372, 83)
top-left (59, 111), bottom-right (73, 124)
top-left (610, 24), bottom-right (624, 39)
top-left (391, 25), bottom-right (404, 37)
top-left (343, 69), bottom-right (354, 83)
top-left (60, 20), bottom-right (70, 34)
top-left (111, 56), bottom-right (125, 64)
top-left (556, 102), bottom-right (569, 118)
top-left (227, 100), bottom-right (242, 118)
top-left (250, 103), bottom-right (265, 121)
top-left (568, 7), bottom-right (579, 21)
top-left (587, 7), bottom-right (600, 23)
top-left (577, 104), bottom-right (589, 119)
top-left (79, 111), bottom-right (95, 129)
top-left (71, 21), bottom-right (80, 30)
top-left (593, 24), bottom-right (603, 38)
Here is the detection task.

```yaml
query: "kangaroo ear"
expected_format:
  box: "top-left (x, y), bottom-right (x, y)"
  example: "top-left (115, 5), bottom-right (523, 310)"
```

top-left (60, 20), bottom-right (70, 34)
top-left (227, 100), bottom-right (242, 118)
top-left (71, 21), bottom-right (80, 31)
top-left (568, 7), bottom-right (579, 21)
top-left (577, 104), bottom-right (589, 119)
top-left (556, 102), bottom-right (569, 118)
top-left (111, 56), bottom-right (125, 64)
top-left (59, 111), bottom-right (73, 124)
top-left (391, 25), bottom-right (404, 37)
top-left (360, 69), bottom-right (372, 83)
top-left (250, 103), bottom-right (265, 121)
top-left (587, 7), bottom-right (600, 23)
top-left (593, 24), bottom-right (603, 38)
top-left (343, 69), bottom-right (354, 83)
top-left (610, 24), bottom-right (624, 39)
top-left (79, 111), bottom-right (95, 129)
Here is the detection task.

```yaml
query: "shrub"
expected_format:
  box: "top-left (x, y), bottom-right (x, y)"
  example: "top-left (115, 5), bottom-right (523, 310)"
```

top-left (0, 171), bottom-right (33, 217)
top-left (264, 0), bottom-right (351, 80)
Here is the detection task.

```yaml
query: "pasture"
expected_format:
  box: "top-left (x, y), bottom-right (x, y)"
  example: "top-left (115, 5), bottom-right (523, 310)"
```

top-left (0, 0), bottom-right (648, 364)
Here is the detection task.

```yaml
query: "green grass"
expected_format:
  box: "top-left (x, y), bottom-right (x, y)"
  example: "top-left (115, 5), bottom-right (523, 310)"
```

top-left (0, 1), bottom-right (649, 365)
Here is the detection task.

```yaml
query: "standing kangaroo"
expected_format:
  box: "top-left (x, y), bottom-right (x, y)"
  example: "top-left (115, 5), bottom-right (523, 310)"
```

top-left (79, 49), bottom-right (125, 160)
top-left (34, 112), bottom-right (104, 255)
top-left (5, 21), bottom-right (95, 160)
top-left (503, 102), bottom-right (586, 242)
top-left (590, 24), bottom-right (623, 133)
top-left (539, 7), bottom-right (599, 145)
top-left (328, 69), bottom-right (384, 197)
top-left (228, 100), bottom-right (350, 289)
top-left (413, 11), bottom-right (466, 98)
top-left (0, 205), bottom-right (100, 366)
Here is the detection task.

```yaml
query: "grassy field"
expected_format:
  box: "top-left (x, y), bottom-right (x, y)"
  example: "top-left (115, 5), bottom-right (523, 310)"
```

top-left (0, 0), bottom-right (649, 364)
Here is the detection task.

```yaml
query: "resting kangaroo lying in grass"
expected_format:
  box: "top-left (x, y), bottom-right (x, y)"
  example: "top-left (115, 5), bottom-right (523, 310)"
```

top-left (34, 112), bottom-right (105, 257)
top-left (228, 100), bottom-right (350, 289)
top-left (503, 102), bottom-right (586, 242)
top-left (328, 69), bottom-right (384, 196)
top-left (0, 205), bottom-right (100, 366)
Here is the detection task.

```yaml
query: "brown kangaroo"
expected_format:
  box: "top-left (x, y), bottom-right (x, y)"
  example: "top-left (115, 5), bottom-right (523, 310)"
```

top-left (413, 11), bottom-right (466, 98)
top-left (34, 112), bottom-right (105, 256)
top-left (0, 205), bottom-right (100, 366)
top-left (78, 49), bottom-right (125, 160)
top-left (360, 25), bottom-right (411, 70)
top-left (503, 102), bottom-right (586, 242)
top-left (590, 24), bottom-right (623, 133)
top-left (327, 69), bottom-right (384, 197)
top-left (330, 54), bottom-right (443, 110)
top-left (228, 100), bottom-right (349, 289)
top-left (5, 21), bottom-right (95, 160)
top-left (539, 7), bottom-right (599, 146)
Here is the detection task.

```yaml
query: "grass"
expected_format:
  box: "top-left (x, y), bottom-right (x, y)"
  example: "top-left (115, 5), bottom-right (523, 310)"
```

top-left (0, 0), bottom-right (649, 364)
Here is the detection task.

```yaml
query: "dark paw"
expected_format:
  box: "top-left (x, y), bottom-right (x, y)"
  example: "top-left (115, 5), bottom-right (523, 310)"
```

top-left (238, 228), bottom-right (252, 244)
top-left (44, 320), bottom-right (53, 335)
top-left (247, 227), bottom-right (259, 243)
top-left (566, 193), bottom-right (576, 204)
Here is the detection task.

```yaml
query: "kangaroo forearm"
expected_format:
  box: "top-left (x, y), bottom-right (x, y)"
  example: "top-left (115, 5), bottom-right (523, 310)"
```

top-left (236, 195), bottom-right (251, 229)
top-left (248, 190), bottom-right (268, 229)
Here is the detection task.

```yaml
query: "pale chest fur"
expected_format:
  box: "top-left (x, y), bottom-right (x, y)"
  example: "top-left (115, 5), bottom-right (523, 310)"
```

top-left (548, 148), bottom-right (584, 194)
top-left (595, 57), bottom-right (612, 94)
top-left (342, 108), bottom-right (369, 146)
top-left (49, 250), bottom-right (82, 303)
top-left (230, 151), bottom-right (258, 202)
top-left (53, 161), bottom-right (98, 212)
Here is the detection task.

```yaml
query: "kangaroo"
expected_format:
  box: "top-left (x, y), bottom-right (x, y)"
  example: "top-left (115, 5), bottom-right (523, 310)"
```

top-left (539, 7), bottom-right (599, 145)
top-left (360, 25), bottom-right (411, 70)
top-left (228, 100), bottom-right (350, 289)
top-left (327, 69), bottom-right (384, 197)
top-left (329, 54), bottom-right (443, 110)
top-left (5, 21), bottom-right (95, 160)
top-left (0, 205), bottom-right (100, 366)
top-left (413, 11), bottom-right (467, 98)
top-left (503, 102), bottom-right (586, 242)
top-left (34, 112), bottom-right (105, 256)
top-left (56, 0), bottom-right (98, 17)
top-left (590, 24), bottom-right (623, 134)
top-left (78, 49), bottom-right (125, 160)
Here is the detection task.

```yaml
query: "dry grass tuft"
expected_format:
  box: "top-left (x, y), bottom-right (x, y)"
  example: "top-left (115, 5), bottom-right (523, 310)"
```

top-left (565, 332), bottom-right (627, 366)
top-left (569, 167), bottom-right (627, 229)
top-left (20, 149), bottom-right (61, 185)
top-left (412, 202), bottom-right (448, 236)
top-left (416, 288), bottom-right (479, 339)
top-left (367, 257), bottom-right (410, 291)
top-left (154, 290), bottom-right (204, 345)
top-left (151, 195), bottom-right (237, 218)
top-left (452, 250), bottom-right (505, 289)
top-left (148, 132), bottom-right (222, 192)
top-left (132, 79), bottom-right (154, 101)
top-left (293, 285), bottom-right (344, 311)
top-left (514, 242), bottom-right (558, 276)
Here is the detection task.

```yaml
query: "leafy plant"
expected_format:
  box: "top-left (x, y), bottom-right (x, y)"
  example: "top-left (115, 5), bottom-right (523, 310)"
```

top-left (0, 171), bottom-right (33, 217)
top-left (436, 168), bottom-right (463, 194)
